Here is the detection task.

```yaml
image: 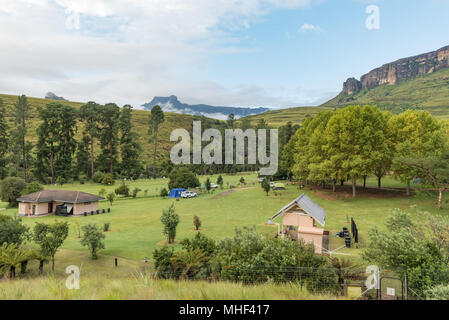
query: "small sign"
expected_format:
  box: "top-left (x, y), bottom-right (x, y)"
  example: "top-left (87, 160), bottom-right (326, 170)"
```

top-left (386, 287), bottom-right (395, 296)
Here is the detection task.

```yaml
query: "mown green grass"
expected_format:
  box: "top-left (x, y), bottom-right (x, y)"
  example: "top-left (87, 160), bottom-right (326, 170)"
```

top-left (1, 173), bottom-right (445, 265)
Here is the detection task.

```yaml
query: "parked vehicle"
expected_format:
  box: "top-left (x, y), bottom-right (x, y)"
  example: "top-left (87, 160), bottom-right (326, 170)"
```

top-left (181, 191), bottom-right (198, 198)
top-left (210, 183), bottom-right (218, 189)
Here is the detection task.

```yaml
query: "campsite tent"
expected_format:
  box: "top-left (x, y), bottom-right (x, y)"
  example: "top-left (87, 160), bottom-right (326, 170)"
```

top-left (169, 188), bottom-right (186, 198)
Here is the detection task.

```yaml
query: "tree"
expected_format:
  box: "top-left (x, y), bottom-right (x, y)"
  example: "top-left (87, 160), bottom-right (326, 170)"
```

top-left (389, 110), bottom-right (447, 195)
top-left (168, 167), bottom-right (200, 190)
top-left (119, 105), bottom-right (143, 179)
top-left (170, 248), bottom-right (209, 279)
top-left (397, 153), bottom-right (449, 209)
top-left (227, 113), bottom-right (236, 129)
top-left (98, 103), bottom-right (120, 174)
top-left (36, 103), bottom-right (77, 183)
top-left (75, 134), bottom-right (91, 179)
top-left (161, 204), bottom-right (180, 244)
top-left (261, 178), bottom-right (270, 196)
top-left (193, 215), bottom-right (202, 231)
top-left (205, 178), bottom-right (212, 193)
top-left (79, 102), bottom-right (101, 179)
top-left (23, 182), bottom-right (44, 195)
top-left (217, 175), bottom-right (224, 189)
top-left (115, 181), bottom-right (130, 197)
top-left (160, 188), bottom-right (169, 198)
top-left (106, 192), bottom-right (115, 206)
top-left (10, 95), bottom-right (31, 182)
top-left (239, 177), bottom-right (245, 185)
top-left (33, 221), bottom-right (69, 272)
top-left (81, 224), bottom-right (105, 260)
top-left (0, 243), bottom-right (29, 279)
top-left (0, 177), bottom-right (26, 206)
top-left (0, 99), bottom-right (9, 180)
top-left (0, 216), bottom-right (29, 245)
top-left (148, 105), bottom-right (165, 178)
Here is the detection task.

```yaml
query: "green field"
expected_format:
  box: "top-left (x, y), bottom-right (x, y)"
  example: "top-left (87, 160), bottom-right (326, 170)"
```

top-left (1, 173), bottom-right (444, 264)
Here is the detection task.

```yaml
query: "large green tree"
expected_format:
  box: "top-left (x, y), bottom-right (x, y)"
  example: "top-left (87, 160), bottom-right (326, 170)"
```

top-left (119, 105), bottom-right (142, 179)
top-left (10, 95), bottom-right (31, 182)
top-left (148, 105), bottom-right (165, 178)
top-left (98, 103), bottom-right (121, 175)
top-left (33, 221), bottom-right (69, 272)
top-left (79, 102), bottom-right (102, 179)
top-left (389, 110), bottom-right (447, 195)
top-left (0, 99), bottom-right (9, 179)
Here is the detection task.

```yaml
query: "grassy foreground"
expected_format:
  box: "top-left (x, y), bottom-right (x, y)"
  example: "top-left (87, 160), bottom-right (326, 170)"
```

top-left (0, 276), bottom-right (338, 300)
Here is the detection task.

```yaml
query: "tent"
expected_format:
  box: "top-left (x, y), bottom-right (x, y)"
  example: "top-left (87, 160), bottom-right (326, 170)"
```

top-left (169, 188), bottom-right (186, 198)
top-left (273, 183), bottom-right (286, 190)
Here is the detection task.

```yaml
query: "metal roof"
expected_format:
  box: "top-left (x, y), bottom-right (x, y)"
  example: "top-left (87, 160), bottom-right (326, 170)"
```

top-left (17, 190), bottom-right (104, 204)
top-left (270, 194), bottom-right (326, 227)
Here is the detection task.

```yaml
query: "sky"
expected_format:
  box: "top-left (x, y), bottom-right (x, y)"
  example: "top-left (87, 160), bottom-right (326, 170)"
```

top-left (0, 0), bottom-right (448, 109)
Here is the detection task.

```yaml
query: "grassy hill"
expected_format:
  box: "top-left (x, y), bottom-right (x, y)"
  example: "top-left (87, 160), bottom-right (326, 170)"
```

top-left (0, 93), bottom-right (218, 165)
top-left (323, 68), bottom-right (449, 119)
top-left (238, 106), bottom-right (334, 128)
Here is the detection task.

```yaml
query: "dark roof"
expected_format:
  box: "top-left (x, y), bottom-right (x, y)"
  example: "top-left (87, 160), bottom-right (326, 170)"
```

top-left (270, 194), bottom-right (326, 226)
top-left (17, 190), bottom-right (104, 204)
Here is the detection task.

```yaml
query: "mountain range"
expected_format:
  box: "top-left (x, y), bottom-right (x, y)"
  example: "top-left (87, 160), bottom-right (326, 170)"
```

top-left (142, 95), bottom-right (270, 120)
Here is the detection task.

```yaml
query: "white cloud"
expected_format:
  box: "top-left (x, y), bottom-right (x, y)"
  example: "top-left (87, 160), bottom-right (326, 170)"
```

top-left (0, 0), bottom-right (320, 107)
top-left (298, 23), bottom-right (324, 33)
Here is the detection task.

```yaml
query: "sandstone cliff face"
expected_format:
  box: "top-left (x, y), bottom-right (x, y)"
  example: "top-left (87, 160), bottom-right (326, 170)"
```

top-left (342, 45), bottom-right (449, 95)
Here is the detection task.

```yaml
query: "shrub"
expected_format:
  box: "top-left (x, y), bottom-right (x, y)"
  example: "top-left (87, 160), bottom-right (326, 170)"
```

top-left (56, 176), bottom-right (66, 186)
top-left (132, 188), bottom-right (141, 198)
top-left (160, 188), bottom-right (168, 198)
top-left (81, 224), bottom-right (105, 260)
top-left (0, 177), bottom-right (27, 207)
top-left (425, 285), bottom-right (449, 300)
top-left (0, 216), bottom-right (29, 245)
top-left (193, 215), bottom-right (202, 231)
top-left (168, 167), bottom-right (200, 190)
top-left (239, 177), bottom-right (245, 185)
top-left (115, 182), bottom-right (130, 197)
top-left (106, 192), bottom-right (115, 206)
top-left (181, 233), bottom-right (216, 256)
top-left (144, 189), bottom-right (149, 197)
top-left (23, 182), bottom-right (44, 195)
top-left (101, 173), bottom-right (115, 186)
top-left (98, 188), bottom-right (107, 197)
top-left (93, 172), bottom-right (105, 184)
top-left (153, 246), bottom-right (175, 279)
top-left (103, 223), bottom-right (111, 232)
top-left (160, 204), bottom-right (180, 244)
top-left (217, 176), bottom-right (224, 189)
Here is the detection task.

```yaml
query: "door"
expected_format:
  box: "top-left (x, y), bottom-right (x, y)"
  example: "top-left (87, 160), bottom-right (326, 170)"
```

top-left (48, 203), bottom-right (53, 214)
top-left (32, 205), bottom-right (36, 215)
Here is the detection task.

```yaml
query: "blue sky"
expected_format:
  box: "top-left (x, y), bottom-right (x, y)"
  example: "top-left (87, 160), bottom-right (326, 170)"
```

top-left (0, 0), bottom-right (448, 108)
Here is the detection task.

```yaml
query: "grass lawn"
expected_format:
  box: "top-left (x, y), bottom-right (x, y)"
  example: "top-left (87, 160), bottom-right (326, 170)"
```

top-left (1, 173), bottom-right (446, 268)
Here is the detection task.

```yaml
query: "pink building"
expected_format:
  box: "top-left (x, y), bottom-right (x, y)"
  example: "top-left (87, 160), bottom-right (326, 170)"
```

top-left (269, 194), bottom-right (327, 254)
top-left (17, 190), bottom-right (104, 217)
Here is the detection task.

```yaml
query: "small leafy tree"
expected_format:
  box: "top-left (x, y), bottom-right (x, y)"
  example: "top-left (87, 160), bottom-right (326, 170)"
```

top-left (106, 192), bottom-right (115, 206)
top-left (56, 176), bottom-right (66, 186)
top-left (81, 224), bottom-right (105, 260)
top-left (101, 173), bottom-right (115, 185)
top-left (115, 181), bottom-right (129, 197)
top-left (132, 187), bottom-right (141, 198)
top-left (240, 177), bottom-right (245, 185)
top-left (160, 188), bottom-right (169, 198)
top-left (193, 215), bottom-right (202, 231)
top-left (0, 243), bottom-right (29, 279)
top-left (72, 220), bottom-right (82, 238)
top-left (98, 188), bottom-right (107, 197)
top-left (217, 176), bottom-right (224, 189)
top-left (103, 223), bottom-right (111, 232)
top-left (0, 216), bottom-right (29, 245)
top-left (160, 204), bottom-right (180, 244)
top-left (33, 221), bottom-right (69, 272)
top-left (0, 177), bottom-right (26, 207)
top-left (205, 178), bottom-right (211, 193)
top-left (23, 182), bottom-right (44, 195)
top-left (261, 178), bottom-right (271, 196)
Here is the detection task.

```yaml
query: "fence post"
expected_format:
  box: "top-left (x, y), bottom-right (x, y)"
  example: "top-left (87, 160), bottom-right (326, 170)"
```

top-left (376, 268), bottom-right (381, 300)
top-left (404, 272), bottom-right (408, 300)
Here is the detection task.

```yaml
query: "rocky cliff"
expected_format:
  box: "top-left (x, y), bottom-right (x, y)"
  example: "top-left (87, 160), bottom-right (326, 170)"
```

top-left (342, 45), bottom-right (449, 95)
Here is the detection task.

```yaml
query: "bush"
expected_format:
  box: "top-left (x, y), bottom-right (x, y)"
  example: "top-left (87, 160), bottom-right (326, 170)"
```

top-left (103, 223), bottom-right (111, 232)
top-left (132, 188), bottom-right (141, 198)
top-left (115, 182), bottom-right (130, 197)
top-left (56, 176), bottom-right (66, 186)
top-left (168, 167), bottom-right (200, 190)
top-left (160, 204), bottom-right (180, 244)
top-left (93, 172), bottom-right (105, 184)
top-left (193, 215), bottom-right (202, 231)
top-left (153, 246), bottom-right (175, 279)
top-left (425, 285), bottom-right (449, 300)
top-left (0, 177), bottom-right (27, 207)
top-left (98, 188), bottom-right (107, 197)
top-left (23, 182), bottom-right (44, 195)
top-left (81, 224), bottom-right (105, 260)
top-left (101, 173), bottom-right (115, 185)
top-left (160, 188), bottom-right (168, 198)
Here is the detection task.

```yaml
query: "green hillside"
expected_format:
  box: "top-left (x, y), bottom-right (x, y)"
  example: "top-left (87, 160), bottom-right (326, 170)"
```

top-left (323, 68), bottom-right (449, 118)
top-left (239, 106), bottom-right (334, 128)
top-left (0, 93), bottom-right (213, 164)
